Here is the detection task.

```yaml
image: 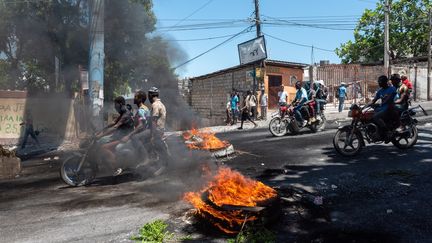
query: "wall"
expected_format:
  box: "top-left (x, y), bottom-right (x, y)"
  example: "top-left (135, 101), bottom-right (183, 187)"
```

top-left (0, 91), bottom-right (78, 145)
top-left (316, 63), bottom-right (431, 103)
top-left (191, 66), bottom-right (254, 126)
top-left (190, 64), bottom-right (305, 126)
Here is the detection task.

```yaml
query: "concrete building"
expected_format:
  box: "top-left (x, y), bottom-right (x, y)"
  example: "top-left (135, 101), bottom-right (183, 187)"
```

top-left (189, 60), bottom-right (307, 126)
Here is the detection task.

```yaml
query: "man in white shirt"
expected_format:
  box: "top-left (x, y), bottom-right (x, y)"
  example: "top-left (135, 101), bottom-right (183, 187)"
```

top-left (259, 89), bottom-right (268, 120)
top-left (278, 85), bottom-right (288, 106)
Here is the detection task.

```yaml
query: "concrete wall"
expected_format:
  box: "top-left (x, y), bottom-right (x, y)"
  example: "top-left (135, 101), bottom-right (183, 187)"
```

top-left (191, 66), bottom-right (254, 126)
top-left (0, 91), bottom-right (78, 145)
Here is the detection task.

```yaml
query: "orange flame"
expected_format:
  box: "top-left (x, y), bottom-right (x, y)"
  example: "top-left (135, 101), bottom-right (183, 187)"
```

top-left (183, 128), bottom-right (229, 150)
top-left (183, 167), bottom-right (277, 234)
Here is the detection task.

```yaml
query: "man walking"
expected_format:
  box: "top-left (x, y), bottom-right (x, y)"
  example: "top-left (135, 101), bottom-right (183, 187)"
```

top-left (337, 82), bottom-right (348, 112)
top-left (259, 89), bottom-right (268, 120)
top-left (238, 91), bottom-right (257, 130)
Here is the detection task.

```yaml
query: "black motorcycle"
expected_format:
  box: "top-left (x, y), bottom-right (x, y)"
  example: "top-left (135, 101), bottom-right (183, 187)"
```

top-left (60, 134), bottom-right (170, 186)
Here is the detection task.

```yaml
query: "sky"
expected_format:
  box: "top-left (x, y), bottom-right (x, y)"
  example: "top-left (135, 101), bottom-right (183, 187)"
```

top-left (152, 0), bottom-right (379, 78)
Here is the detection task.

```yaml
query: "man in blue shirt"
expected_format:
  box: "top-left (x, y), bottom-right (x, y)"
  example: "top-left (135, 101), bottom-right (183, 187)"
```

top-left (369, 75), bottom-right (397, 142)
top-left (292, 81), bottom-right (309, 127)
top-left (338, 82), bottom-right (348, 112)
top-left (230, 91), bottom-right (239, 125)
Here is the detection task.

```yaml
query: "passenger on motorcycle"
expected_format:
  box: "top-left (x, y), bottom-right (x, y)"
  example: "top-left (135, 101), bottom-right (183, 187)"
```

top-left (314, 80), bottom-right (327, 121)
top-left (96, 96), bottom-right (134, 175)
top-left (390, 74), bottom-right (409, 114)
top-left (368, 75), bottom-right (397, 142)
top-left (121, 90), bottom-right (151, 143)
top-left (292, 81), bottom-right (309, 127)
top-left (133, 87), bottom-right (167, 155)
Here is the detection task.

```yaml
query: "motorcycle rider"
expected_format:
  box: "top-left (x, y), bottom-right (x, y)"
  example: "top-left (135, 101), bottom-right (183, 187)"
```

top-left (368, 75), bottom-right (397, 142)
top-left (96, 96), bottom-right (134, 176)
top-left (292, 81), bottom-right (309, 127)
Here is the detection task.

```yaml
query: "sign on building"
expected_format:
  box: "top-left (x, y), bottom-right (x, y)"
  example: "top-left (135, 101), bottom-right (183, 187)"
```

top-left (238, 36), bottom-right (267, 65)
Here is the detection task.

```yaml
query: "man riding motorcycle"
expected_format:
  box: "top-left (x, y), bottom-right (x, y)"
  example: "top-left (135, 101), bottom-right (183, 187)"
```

top-left (314, 80), bottom-right (327, 121)
top-left (292, 81), bottom-right (309, 127)
top-left (121, 90), bottom-right (151, 143)
top-left (368, 75), bottom-right (397, 142)
top-left (390, 74), bottom-right (409, 114)
top-left (96, 96), bottom-right (134, 175)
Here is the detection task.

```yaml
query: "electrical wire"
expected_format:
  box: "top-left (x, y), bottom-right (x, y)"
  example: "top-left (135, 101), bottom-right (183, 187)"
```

top-left (263, 32), bottom-right (335, 53)
top-left (172, 25), bottom-right (253, 70)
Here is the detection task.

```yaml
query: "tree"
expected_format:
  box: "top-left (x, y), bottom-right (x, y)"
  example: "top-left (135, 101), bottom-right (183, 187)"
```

top-left (336, 0), bottom-right (430, 64)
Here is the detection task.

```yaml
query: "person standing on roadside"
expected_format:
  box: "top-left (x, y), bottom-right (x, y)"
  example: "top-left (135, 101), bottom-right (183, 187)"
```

top-left (259, 89), bottom-right (268, 120)
top-left (278, 85), bottom-right (288, 106)
top-left (337, 82), bottom-right (348, 112)
top-left (249, 90), bottom-right (258, 120)
top-left (238, 91), bottom-right (257, 130)
top-left (230, 91), bottom-right (239, 125)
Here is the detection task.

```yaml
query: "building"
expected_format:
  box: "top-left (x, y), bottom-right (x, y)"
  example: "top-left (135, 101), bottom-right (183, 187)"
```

top-left (189, 60), bottom-right (308, 126)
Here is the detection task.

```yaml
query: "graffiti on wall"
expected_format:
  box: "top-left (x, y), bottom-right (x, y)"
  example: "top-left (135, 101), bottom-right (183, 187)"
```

top-left (0, 99), bottom-right (25, 138)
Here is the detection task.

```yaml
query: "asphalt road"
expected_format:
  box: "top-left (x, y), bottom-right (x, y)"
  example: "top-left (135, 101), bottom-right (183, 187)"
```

top-left (1, 121), bottom-right (432, 242)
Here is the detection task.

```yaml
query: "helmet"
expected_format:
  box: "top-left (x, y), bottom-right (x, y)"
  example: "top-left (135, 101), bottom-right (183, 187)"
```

top-left (148, 87), bottom-right (159, 94)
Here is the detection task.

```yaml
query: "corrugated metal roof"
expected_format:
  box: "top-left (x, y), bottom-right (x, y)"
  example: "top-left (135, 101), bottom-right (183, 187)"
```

top-left (190, 59), bottom-right (309, 81)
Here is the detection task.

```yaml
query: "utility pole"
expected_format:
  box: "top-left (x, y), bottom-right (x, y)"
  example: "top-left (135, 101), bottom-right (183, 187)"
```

top-left (384, 0), bottom-right (390, 76)
top-left (254, 0), bottom-right (261, 37)
top-left (428, 7), bottom-right (431, 101)
top-left (89, 0), bottom-right (105, 128)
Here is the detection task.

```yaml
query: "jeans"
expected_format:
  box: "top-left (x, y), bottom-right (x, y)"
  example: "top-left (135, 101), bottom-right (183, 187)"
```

top-left (338, 97), bottom-right (345, 112)
top-left (294, 105), bottom-right (304, 122)
top-left (260, 106), bottom-right (267, 120)
top-left (315, 99), bottom-right (326, 115)
top-left (373, 108), bottom-right (390, 132)
top-left (231, 108), bottom-right (238, 124)
top-left (21, 126), bottom-right (39, 149)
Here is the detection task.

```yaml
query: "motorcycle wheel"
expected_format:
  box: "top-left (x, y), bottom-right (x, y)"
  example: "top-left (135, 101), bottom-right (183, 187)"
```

top-left (269, 117), bottom-right (288, 137)
top-left (333, 129), bottom-right (363, 156)
top-left (391, 126), bottom-right (418, 149)
top-left (60, 154), bottom-right (96, 187)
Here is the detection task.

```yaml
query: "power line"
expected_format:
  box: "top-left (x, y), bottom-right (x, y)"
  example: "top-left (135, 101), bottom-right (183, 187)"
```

top-left (164, 0), bottom-right (214, 32)
top-left (163, 32), bottom-right (253, 42)
top-left (263, 32), bottom-right (335, 53)
top-left (173, 26), bottom-right (253, 70)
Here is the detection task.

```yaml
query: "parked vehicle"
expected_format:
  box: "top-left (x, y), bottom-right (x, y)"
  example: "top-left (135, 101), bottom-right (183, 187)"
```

top-left (269, 101), bottom-right (326, 137)
top-left (60, 134), bottom-right (170, 186)
top-left (333, 104), bottom-right (427, 156)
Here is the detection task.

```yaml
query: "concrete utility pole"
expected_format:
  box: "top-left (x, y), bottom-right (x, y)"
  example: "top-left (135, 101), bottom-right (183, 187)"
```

top-left (428, 8), bottom-right (431, 101)
top-left (254, 0), bottom-right (261, 37)
top-left (384, 0), bottom-right (390, 76)
top-left (89, 0), bottom-right (105, 128)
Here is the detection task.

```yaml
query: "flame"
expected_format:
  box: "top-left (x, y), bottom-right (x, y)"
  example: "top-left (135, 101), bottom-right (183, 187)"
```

top-left (183, 128), bottom-right (229, 150)
top-left (183, 167), bottom-right (277, 234)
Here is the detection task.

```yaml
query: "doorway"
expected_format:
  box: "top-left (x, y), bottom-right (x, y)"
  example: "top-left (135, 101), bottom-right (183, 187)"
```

top-left (268, 75), bottom-right (282, 109)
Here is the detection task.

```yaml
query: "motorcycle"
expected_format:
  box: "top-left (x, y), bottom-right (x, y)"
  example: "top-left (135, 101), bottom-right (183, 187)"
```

top-left (60, 133), bottom-right (170, 186)
top-left (269, 100), bottom-right (326, 137)
top-left (333, 104), bottom-right (428, 156)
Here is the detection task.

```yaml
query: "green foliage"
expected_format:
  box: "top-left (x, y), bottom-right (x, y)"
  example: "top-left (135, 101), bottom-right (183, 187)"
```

top-left (130, 219), bottom-right (174, 243)
top-left (227, 227), bottom-right (276, 243)
top-left (336, 0), bottom-right (430, 63)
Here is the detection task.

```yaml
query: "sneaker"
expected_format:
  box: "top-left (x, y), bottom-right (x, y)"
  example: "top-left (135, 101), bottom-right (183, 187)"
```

top-left (316, 116), bottom-right (322, 121)
top-left (113, 168), bottom-right (123, 176)
top-left (237, 127), bottom-right (243, 130)
top-left (302, 120), bottom-right (308, 127)
top-left (396, 126), bottom-right (406, 133)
